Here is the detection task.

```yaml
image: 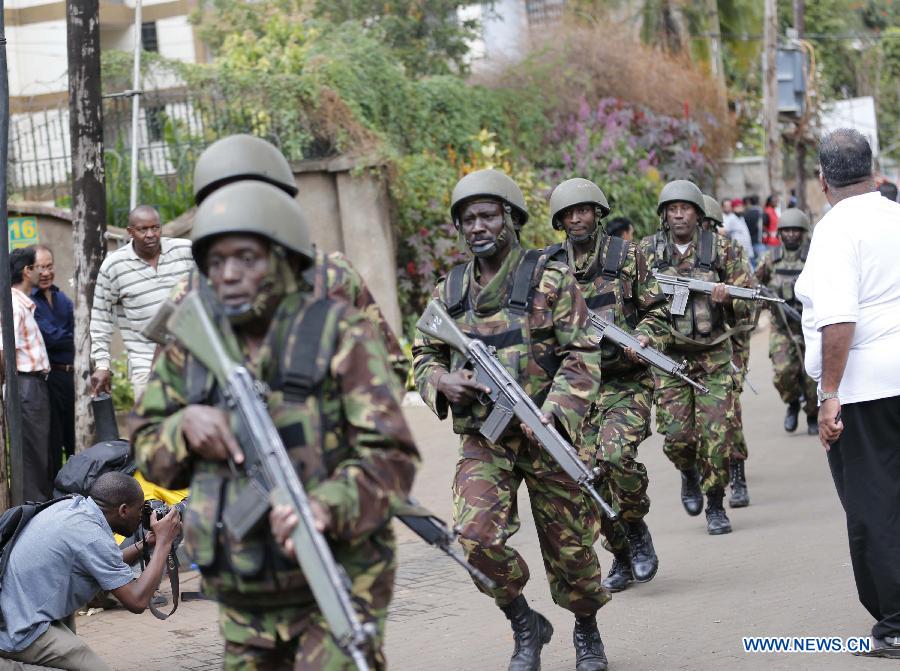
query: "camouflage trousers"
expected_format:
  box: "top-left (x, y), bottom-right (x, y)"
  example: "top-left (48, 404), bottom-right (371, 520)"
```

top-left (769, 329), bottom-right (818, 417)
top-left (581, 371), bottom-right (653, 554)
top-left (219, 602), bottom-right (387, 671)
top-left (655, 357), bottom-right (734, 493)
top-left (215, 544), bottom-right (395, 670)
top-left (453, 433), bottom-right (610, 617)
top-left (726, 346), bottom-right (750, 462)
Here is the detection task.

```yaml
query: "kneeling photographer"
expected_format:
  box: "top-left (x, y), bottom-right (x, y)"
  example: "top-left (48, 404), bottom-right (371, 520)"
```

top-left (0, 472), bottom-right (181, 670)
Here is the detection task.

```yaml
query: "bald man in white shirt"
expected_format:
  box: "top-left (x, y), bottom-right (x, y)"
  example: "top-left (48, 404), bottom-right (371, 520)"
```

top-left (796, 128), bottom-right (900, 659)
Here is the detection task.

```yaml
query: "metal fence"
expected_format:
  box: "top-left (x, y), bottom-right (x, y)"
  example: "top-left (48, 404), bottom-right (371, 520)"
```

top-left (8, 88), bottom-right (321, 209)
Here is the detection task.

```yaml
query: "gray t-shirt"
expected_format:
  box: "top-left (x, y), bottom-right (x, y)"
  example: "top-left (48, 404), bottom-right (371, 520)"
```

top-left (0, 496), bottom-right (135, 652)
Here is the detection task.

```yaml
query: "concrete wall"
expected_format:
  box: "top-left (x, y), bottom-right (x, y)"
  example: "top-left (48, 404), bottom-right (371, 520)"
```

top-left (291, 157), bottom-right (402, 335)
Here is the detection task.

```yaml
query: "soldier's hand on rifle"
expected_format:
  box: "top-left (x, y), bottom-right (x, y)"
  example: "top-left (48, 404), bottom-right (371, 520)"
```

top-left (436, 370), bottom-right (491, 405)
top-left (270, 500), bottom-right (332, 559)
top-left (150, 507), bottom-right (182, 550)
top-left (181, 405), bottom-right (244, 464)
top-left (91, 368), bottom-right (112, 396)
top-left (710, 283), bottom-right (730, 304)
top-left (623, 334), bottom-right (650, 363)
top-left (521, 412), bottom-right (553, 443)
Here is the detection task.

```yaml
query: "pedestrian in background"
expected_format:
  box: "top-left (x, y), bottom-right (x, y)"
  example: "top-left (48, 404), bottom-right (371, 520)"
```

top-left (0, 247), bottom-right (52, 501)
top-left (762, 194), bottom-right (780, 247)
top-left (89, 206), bottom-right (194, 400)
top-left (795, 128), bottom-right (900, 658)
top-left (31, 245), bottom-right (76, 475)
top-left (605, 216), bottom-right (634, 241)
top-left (743, 195), bottom-right (766, 259)
top-left (719, 197), bottom-right (754, 267)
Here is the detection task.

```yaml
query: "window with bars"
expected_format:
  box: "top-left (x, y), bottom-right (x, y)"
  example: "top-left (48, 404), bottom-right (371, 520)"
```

top-left (141, 21), bottom-right (159, 53)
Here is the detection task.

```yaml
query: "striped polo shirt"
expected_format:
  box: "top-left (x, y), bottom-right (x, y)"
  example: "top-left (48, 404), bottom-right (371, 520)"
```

top-left (0, 288), bottom-right (50, 373)
top-left (90, 238), bottom-right (195, 377)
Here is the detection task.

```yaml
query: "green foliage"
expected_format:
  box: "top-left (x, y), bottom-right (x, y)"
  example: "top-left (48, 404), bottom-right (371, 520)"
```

top-left (111, 357), bottom-right (135, 413)
top-left (311, 0), bottom-right (485, 77)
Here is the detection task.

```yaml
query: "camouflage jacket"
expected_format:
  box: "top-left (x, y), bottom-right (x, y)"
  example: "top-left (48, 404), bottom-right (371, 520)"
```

top-left (130, 290), bottom-right (419, 606)
top-left (754, 243), bottom-right (808, 336)
top-left (167, 248), bottom-right (409, 389)
top-left (412, 244), bottom-right (602, 442)
top-left (640, 228), bottom-right (753, 366)
top-left (547, 234), bottom-right (671, 374)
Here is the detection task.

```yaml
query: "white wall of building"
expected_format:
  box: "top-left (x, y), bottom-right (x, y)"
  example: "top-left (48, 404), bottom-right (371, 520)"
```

top-left (466, 0), bottom-right (529, 72)
top-left (6, 22), bottom-right (69, 96)
top-left (157, 15), bottom-right (195, 62)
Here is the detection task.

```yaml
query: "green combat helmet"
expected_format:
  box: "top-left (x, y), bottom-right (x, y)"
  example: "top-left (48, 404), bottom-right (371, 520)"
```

top-left (193, 134), bottom-right (298, 205)
top-left (191, 180), bottom-right (314, 268)
top-left (657, 179), bottom-right (706, 221)
top-left (702, 195), bottom-right (724, 224)
top-left (777, 208), bottom-right (811, 232)
top-left (450, 169), bottom-right (529, 230)
top-left (549, 178), bottom-right (611, 231)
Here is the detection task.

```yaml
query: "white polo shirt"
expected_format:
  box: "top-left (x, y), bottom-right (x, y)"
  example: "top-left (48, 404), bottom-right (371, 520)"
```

top-left (795, 191), bottom-right (900, 405)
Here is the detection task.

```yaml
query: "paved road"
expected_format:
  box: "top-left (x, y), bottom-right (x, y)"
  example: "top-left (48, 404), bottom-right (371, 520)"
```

top-left (79, 322), bottom-right (887, 670)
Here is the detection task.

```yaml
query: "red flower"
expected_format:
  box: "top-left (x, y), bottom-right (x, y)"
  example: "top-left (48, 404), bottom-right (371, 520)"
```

top-left (406, 261), bottom-right (417, 276)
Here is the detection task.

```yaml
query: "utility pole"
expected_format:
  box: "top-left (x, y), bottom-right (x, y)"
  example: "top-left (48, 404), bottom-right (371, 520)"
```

top-left (1, 0), bottom-right (23, 507)
top-left (763, 0), bottom-right (784, 201)
top-left (67, 0), bottom-right (108, 453)
top-left (793, 0), bottom-right (808, 212)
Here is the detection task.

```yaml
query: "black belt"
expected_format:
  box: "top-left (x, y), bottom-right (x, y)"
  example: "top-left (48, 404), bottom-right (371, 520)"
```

top-left (50, 363), bottom-right (75, 373)
top-left (18, 370), bottom-right (48, 380)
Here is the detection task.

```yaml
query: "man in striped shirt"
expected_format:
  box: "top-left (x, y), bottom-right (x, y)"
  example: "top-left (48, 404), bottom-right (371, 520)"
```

top-left (90, 206), bottom-right (194, 400)
top-left (0, 247), bottom-right (53, 500)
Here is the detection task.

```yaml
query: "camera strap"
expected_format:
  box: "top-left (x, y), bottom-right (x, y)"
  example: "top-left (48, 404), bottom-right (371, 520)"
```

top-left (137, 526), bottom-right (181, 620)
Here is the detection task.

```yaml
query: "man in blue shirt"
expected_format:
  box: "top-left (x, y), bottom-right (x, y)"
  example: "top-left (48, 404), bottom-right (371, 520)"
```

top-left (0, 472), bottom-right (181, 669)
top-left (31, 245), bottom-right (76, 478)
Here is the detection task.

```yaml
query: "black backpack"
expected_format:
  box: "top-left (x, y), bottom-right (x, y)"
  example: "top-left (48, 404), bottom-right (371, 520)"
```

top-left (53, 440), bottom-right (135, 498)
top-left (0, 496), bottom-right (75, 625)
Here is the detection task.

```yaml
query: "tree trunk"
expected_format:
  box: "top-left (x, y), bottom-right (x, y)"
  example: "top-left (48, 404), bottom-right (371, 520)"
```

top-left (793, 0), bottom-right (807, 212)
top-left (67, 0), bottom-right (108, 453)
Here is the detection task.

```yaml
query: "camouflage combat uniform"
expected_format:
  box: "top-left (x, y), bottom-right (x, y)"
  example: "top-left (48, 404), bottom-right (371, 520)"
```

top-left (755, 245), bottom-right (817, 418)
top-left (641, 229), bottom-right (753, 493)
top-left (130, 291), bottom-right (419, 670)
top-left (167, 248), bottom-right (410, 389)
top-left (547, 235), bottom-right (670, 555)
top-left (412, 244), bottom-right (610, 616)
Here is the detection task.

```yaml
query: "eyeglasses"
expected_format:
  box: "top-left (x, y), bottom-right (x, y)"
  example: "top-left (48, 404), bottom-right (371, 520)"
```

top-left (35, 265), bottom-right (54, 272)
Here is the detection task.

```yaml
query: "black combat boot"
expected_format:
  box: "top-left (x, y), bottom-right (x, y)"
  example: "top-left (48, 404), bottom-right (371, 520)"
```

top-left (500, 595), bottom-right (554, 671)
top-left (680, 467), bottom-right (703, 516)
top-left (601, 554), bottom-right (633, 593)
top-left (625, 520), bottom-right (659, 583)
top-left (728, 460), bottom-right (749, 508)
top-left (573, 616), bottom-right (608, 671)
top-left (784, 400), bottom-right (800, 432)
top-left (705, 489), bottom-right (732, 535)
top-left (807, 414), bottom-right (819, 436)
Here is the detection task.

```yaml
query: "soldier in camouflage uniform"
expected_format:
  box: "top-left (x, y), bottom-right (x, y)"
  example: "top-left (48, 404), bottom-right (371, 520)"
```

top-left (754, 208), bottom-right (819, 435)
top-left (130, 180), bottom-right (419, 670)
top-left (640, 180), bottom-right (753, 535)
top-left (413, 170), bottom-right (610, 671)
top-left (179, 134), bottom-right (410, 388)
top-left (545, 178), bottom-right (670, 593)
top-left (702, 195), bottom-right (754, 508)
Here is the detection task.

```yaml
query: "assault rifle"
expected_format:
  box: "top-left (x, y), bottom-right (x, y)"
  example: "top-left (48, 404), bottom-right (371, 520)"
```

top-left (417, 300), bottom-right (617, 520)
top-left (588, 313), bottom-right (709, 394)
top-left (395, 499), bottom-right (495, 590)
top-left (154, 295), bottom-right (491, 594)
top-left (758, 286), bottom-right (802, 323)
top-left (167, 293), bottom-right (374, 671)
top-left (653, 272), bottom-right (785, 316)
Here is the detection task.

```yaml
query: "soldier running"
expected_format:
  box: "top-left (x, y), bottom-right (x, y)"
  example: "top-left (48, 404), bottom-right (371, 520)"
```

top-left (545, 178), bottom-right (670, 593)
top-left (413, 169), bottom-right (610, 671)
top-left (641, 180), bottom-right (753, 535)
top-left (131, 181), bottom-right (418, 669)
top-left (702, 195), bottom-right (755, 508)
top-left (754, 208), bottom-right (819, 435)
